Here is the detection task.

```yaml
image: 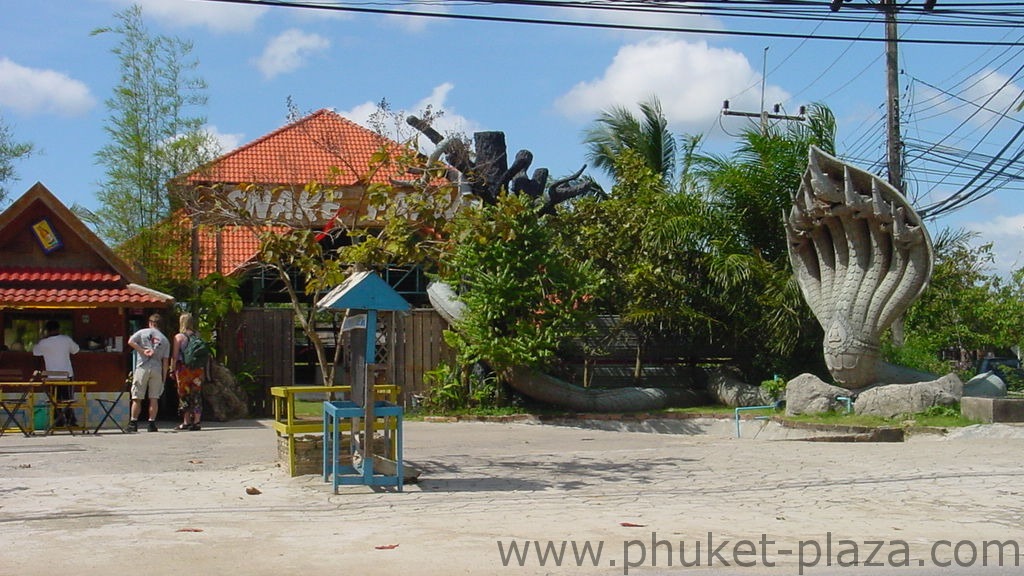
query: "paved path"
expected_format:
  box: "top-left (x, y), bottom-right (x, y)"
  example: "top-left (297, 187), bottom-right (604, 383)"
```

top-left (1, 419), bottom-right (1023, 575)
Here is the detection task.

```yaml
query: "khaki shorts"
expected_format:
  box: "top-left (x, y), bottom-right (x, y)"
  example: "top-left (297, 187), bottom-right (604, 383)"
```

top-left (131, 367), bottom-right (165, 400)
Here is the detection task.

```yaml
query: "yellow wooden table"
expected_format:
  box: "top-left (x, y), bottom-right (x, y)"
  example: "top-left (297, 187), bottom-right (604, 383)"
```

top-left (271, 384), bottom-right (399, 476)
top-left (0, 380), bottom-right (96, 436)
top-left (39, 380), bottom-right (96, 435)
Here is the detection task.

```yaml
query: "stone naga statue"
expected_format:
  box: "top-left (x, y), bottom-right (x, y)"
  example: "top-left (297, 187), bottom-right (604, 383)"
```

top-left (785, 146), bottom-right (934, 389)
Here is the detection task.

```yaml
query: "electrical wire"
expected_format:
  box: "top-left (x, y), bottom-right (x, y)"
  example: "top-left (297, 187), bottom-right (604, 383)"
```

top-left (191, 0), bottom-right (1024, 46)
top-left (184, 0), bottom-right (1024, 220)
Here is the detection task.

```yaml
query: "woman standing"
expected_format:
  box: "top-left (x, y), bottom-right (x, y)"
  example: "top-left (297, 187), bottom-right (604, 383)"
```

top-left (170, 313), bottom-right (204, 431)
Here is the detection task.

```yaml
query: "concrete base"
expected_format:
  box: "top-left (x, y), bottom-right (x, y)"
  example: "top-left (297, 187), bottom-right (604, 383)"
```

top-left (961, 396), bottom-right (1024, 423)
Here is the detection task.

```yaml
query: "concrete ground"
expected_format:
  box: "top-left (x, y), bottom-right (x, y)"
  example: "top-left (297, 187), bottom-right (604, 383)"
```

top-left (1, 418), bottom-right (1023, 575)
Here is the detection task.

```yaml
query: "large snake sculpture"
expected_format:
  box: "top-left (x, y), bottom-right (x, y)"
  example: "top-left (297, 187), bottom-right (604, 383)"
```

top-left (785, 146), bottom-right (934, 389)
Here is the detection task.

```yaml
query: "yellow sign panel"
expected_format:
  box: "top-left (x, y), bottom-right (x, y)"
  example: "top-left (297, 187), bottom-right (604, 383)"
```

top-left (31, 218), bottom-right (63, 253)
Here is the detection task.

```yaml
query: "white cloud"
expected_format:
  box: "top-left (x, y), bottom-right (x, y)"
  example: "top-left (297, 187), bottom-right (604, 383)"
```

top-left (104, 0), bottom-right (267, 33)
top-left (254, 29), bottom-right (331, 80)
top-left (204, 125), bottom-right (245, 155)
top-left (338, 83), bottom-right (482, 146)
top-left (555, 37), bottom-right (789, 133)
top-left (412, 83), bottom-right (480, 138)
top-left (338, 101), bottom-right (385, 128)
top-left (961, 70), bottom-right (1024, 125)
top-left (0, 58), bottom-right (95, 117)
top-left (963, 212), bottom-right (1024, 276)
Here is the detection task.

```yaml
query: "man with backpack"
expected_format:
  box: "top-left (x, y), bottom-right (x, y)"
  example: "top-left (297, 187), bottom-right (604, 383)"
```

top-left (170, 312), bottom-right (209, 431)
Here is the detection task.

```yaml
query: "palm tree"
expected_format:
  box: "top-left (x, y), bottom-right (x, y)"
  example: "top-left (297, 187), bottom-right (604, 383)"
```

top-left (693, 102), bottom-right (836, 263)
top-left (570, 100), bottom-right (839, 382)
top-left (689, 103), bottom-right (837, 376)
top-left (583, 96), bottom-right (677, 186)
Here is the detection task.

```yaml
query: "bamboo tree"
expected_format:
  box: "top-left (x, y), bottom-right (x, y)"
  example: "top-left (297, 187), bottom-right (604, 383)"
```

top-left (0, 114), bottom-right (34, 205)
top-left (87, 5), bottom-right (218, 264)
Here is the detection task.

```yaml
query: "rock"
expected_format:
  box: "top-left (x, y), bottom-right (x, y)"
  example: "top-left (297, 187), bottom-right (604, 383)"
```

top-left (854, 374), bottom-right (963, 418)
top-left (963, 371), bottom-right (1008, 398)
top-left (203, 361), bottom-right (250, 421)
top-left (707, 366), bottom-right (776, 407)
top-left (785, 373), bottom-right (852, 415)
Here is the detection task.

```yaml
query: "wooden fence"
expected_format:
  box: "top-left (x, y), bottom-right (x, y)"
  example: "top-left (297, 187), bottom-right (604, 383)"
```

top-left (219, 307), bottom-right (295, 415)
top-left (392, 308), bottom-right (454, 405)
top-left (221, 307), bottom-right (451, 413)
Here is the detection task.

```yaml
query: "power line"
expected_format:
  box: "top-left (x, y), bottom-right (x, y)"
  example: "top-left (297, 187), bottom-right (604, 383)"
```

top-left (192, 0), bottom-right (1024, 220)
top-left (193, 0), bottom-right (1024, 46)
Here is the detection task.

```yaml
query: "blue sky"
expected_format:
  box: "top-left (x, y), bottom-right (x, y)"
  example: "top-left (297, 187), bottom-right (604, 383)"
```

top-left (2, 0), bottom-right (1023, 275)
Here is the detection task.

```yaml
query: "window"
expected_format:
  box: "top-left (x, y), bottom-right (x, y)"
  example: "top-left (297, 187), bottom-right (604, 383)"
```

top-left (2, 315), bottom-right (72, 352)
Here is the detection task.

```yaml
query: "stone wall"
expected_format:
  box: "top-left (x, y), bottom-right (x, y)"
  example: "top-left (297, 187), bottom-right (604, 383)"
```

top-left (279, 433), bottom-right (392, 477)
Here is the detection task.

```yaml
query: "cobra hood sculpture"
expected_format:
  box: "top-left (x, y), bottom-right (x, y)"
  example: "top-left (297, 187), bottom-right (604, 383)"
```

top-left (786, 146), bottom-right (934, 389)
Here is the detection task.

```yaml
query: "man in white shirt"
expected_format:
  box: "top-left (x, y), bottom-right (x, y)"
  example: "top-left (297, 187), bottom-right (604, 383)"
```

top-left (32, 320), bottom-right (80, 425)
top-left (32, 320), bottom-right (79, 377)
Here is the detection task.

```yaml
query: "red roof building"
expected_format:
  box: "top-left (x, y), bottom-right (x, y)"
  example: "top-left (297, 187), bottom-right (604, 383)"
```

top-left (182, 108), bottom-right (409, 188)
top-left (0, 183), bottom-right (174, 390)
top-left (169, 109), bottom-right (457, 283)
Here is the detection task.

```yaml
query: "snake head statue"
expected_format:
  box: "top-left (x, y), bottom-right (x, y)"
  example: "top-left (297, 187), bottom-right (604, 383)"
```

top-left (785, 146), bottom-right (934, 389)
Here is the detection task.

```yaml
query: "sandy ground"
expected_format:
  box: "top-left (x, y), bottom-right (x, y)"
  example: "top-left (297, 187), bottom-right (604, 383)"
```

top-left (2, 418), bottom-right (1024, 575)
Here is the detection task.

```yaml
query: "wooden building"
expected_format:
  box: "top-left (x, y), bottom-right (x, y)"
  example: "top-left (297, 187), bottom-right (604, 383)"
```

top-left (164, 110), bottom-right (454, 407)
top-left (0, 183), bottom-right (174, 392)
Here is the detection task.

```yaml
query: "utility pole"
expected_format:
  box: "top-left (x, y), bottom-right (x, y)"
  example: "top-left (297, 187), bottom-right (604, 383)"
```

top-left (722, 47), bottom-right (806, 133)
top-left (722, 102), bottom-right (806, 135)
top-left (831, 0), bottom-right (938, 194)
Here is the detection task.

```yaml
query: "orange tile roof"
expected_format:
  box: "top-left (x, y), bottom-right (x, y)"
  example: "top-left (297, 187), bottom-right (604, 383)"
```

top-left (183, 109), bottom-right (411, 187)
top-left (0, 267), bottom-right (171, 306)
top-left (194, 224), bottom-right (289, 277)
top-left (0, 268), bottom-right (122, 283)
top-left (117, 210), bottom-right (289, 280)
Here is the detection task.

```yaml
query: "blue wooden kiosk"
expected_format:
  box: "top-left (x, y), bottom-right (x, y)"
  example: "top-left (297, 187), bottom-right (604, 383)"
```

top-left (315, 270), bottom-right (410, 492)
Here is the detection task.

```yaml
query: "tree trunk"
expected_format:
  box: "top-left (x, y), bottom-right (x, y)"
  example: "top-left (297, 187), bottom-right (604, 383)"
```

top-left (504, 367), bottom-right (708, 413)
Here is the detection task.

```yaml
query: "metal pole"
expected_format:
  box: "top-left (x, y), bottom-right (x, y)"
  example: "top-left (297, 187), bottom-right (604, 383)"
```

top-left (760, 47), bottom-right (769, 135)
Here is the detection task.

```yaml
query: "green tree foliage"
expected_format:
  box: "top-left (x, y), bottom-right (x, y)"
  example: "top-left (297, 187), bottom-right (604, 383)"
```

top-left (0, 114), bottom-right (34, 205)
top-left (551, 150), bottom-right (717, 375)
top-left (439, 192), bottom-right (603, 373)
top-left (891, 228), bottom-right (1024, 376)
top-left (555, 147), bottom-right (817, 381)
top-left (558, 101), bottom-right (836, 382)
top-left (189, 272), bottom-right (244, 336)
top-left (338, 151), bottom-right (454, 271)
top-left (688, 104), bottom-right (837, 377)
top-left (583, 96), bottom-right (677, 186)
top-left (87, 4), bottom-right (218, 257)
top-left (693, 103), bottom-right (836, 263)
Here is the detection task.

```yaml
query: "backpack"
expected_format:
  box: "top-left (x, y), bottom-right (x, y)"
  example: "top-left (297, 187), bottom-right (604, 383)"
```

top-left (181, 334), bottom-right (212, 368)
